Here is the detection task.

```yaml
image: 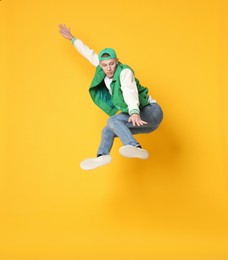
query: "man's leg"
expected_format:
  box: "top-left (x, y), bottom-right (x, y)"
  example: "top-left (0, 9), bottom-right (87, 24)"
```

top-left (108, 103), bottom-right (163, 159)
top-left (107, 103), bottom-right (163, 142)
top-left (107, 112), bottom-right (149, 159)
top-left (80, 126), bottom-right (115, 170)
top-left (80, 103), bottom-right (163, 169)
top-left (97, 126), bottom-right (116, 156)
top-left (129, 103), bottom-right (163, 135)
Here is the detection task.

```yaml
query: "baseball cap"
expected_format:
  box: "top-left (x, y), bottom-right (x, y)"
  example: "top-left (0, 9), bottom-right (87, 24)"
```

top-left (98, 48), bottom-right (117, 61)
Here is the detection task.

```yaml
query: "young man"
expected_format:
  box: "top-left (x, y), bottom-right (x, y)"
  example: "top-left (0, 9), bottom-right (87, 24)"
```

top-left (58, 24), bottom-right (163, 170)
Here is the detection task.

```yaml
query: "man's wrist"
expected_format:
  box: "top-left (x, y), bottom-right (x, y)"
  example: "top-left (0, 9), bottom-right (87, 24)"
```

top-left (129, 109), bottom-right (140, 115)
top-left (70, 37), bottom-right (76, 44)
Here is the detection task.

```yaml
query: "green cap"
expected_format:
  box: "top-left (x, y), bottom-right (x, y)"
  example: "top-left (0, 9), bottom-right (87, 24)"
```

top-left (98, 48), bottom-right (117, 61)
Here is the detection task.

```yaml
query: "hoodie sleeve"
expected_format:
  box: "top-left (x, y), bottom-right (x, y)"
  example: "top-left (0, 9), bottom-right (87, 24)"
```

top-left (120, 69), bottom-right (140, 115)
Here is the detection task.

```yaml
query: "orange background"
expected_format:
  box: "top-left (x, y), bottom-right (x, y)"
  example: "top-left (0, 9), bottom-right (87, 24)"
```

top-left (1, 0), bottom-right (228, 259)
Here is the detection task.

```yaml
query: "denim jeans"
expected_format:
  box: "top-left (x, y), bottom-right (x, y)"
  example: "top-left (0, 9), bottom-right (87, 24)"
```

top-left (97, 103), bottom-right (163, 156)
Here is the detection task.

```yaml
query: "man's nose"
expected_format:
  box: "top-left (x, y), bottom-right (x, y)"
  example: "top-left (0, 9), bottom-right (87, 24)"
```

top-left (107, 65), bottom-right (111, 71)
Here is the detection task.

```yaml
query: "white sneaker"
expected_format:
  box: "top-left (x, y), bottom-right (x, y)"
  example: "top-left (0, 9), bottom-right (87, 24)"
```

top-left (119, 145), bottom-right (149, 160)
top-left (80, 155), bottom-right (112, 170)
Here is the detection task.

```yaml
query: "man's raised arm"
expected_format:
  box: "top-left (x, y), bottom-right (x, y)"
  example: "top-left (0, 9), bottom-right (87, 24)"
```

top-left (58, 24), bottom-right (99, 67)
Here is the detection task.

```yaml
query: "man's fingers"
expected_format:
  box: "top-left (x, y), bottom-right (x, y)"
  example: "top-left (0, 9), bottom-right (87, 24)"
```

top-left (133, 119), bottom-right (141, 126)
top-left (59, 24), bottom-right (65, 29)
top-left (59, 24), bottom-right (68, 31)
top-left (128, 115), bottom-right (148, 126)
top-left (136, 120), bottom-right (147, 126)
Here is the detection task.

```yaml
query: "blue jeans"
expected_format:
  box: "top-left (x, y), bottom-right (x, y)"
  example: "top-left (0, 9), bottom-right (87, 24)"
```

top-left (97, 103), bottom-right (163, 156)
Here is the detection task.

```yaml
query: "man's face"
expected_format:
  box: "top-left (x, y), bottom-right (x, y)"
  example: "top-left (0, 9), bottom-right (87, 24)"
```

top-left (99, 58), bottom-right (118, 79)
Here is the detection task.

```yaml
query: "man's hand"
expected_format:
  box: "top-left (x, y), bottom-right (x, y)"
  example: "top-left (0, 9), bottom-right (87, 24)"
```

top-left (128, 114), bottom-right (147, 126)
top-left (58, 24), bottom-right (74, 40)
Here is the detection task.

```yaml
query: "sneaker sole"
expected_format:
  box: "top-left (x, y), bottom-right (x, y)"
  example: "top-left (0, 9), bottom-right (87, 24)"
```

top-left (119, 145), bottom-right (149, 160)
top-left (80, 155), bottom-right (112, 170)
